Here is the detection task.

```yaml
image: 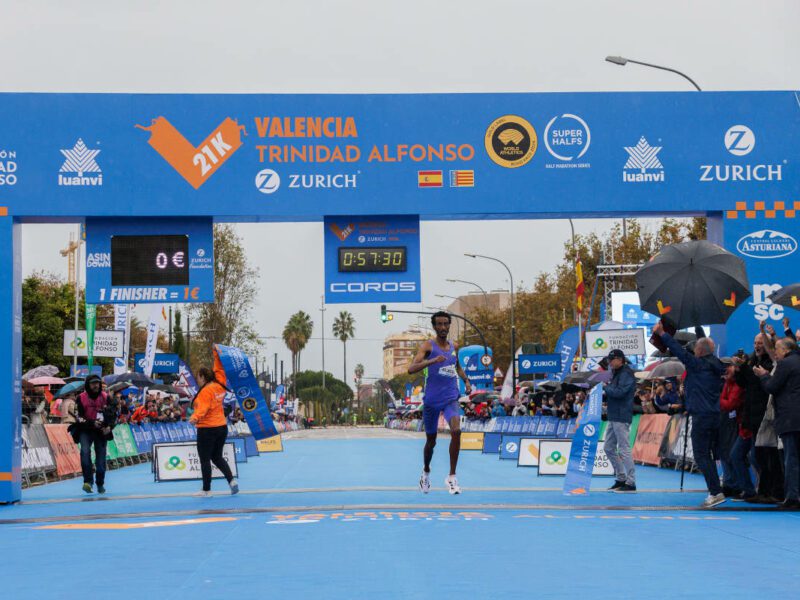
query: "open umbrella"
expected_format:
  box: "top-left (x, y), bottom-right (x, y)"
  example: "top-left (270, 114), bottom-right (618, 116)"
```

top-left (565, 370), bottom-right (612, 385)
top-left (103, 372), bottom-right (156, 387)
top-left (768, 283), bottom-right (800, 309)
top-left (647, 359), bottom-right (685, 380)
top-left (23, 365), bottom-right (60, 380)
top-left (27, 376), bottom-right (66, 386)
top-left (636, 240), bottom-right (750, 328)
top-left (55, 380), bottom-right (84, 398)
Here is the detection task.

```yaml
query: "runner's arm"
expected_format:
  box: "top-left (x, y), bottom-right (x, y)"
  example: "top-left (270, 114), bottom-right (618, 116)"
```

top-left (453, 343), bottom-right (472, 393)
top-left (408, 341), bottom-right (438, 374)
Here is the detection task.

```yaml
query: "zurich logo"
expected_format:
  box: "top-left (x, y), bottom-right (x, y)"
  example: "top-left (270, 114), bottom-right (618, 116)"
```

top-left (583, 424), bottom-right (596, 437)
top-left (357, 235), bottom-right (366, 243)
top-left (521, 360), bottom-right (531, 369)
top-left (506, 442), bottom-right (518, 453)
top-left (736, 230), bottom-right (797, 259)
top-left (724, 125), bottom-right (755, 156)
top-left (255, 169), bottom-right (280, 194)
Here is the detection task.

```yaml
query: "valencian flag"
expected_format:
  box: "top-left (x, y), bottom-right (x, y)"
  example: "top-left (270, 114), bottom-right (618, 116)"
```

top-left (214, 344), bottom-right (278, 440)
top-left (575, 256), bottom-right (585, 313)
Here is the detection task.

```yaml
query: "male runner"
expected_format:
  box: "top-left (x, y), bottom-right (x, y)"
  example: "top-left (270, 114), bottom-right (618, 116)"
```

top-left (408, 311), bottom-right (472, 494)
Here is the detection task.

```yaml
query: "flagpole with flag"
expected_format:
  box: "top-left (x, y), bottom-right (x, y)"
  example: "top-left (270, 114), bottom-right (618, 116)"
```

top-left (576, 255), bottom-right (585, 364)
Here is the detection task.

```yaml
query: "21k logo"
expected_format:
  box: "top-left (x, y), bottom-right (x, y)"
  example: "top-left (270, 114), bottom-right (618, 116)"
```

top-left (136, 117), bottom-right (246, 189)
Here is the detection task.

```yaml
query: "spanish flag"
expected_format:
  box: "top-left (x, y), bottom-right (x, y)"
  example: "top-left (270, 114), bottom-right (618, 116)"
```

top-left (576, 256), bottom-right (585, 313)
top-left (418, 170), bottom-right (443, 188)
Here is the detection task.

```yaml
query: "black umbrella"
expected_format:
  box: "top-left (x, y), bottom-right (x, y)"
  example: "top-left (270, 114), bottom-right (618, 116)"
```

top-left (768, 283), bottom-right (800, 309)
top-left (103, 372), bottom-right (157, 387)
top-left (636, 240), bottom-right (750, 328)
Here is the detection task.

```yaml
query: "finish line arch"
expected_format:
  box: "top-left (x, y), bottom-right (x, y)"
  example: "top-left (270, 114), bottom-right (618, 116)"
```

top-left (1, 90), bottom-right (798, 502)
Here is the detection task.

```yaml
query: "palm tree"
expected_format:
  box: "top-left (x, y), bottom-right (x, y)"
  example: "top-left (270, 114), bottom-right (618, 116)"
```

top-left (354, 363), bottom-right (365, 388)
top-left (283, 311), bottom-right (313, 399)
top-left (332, 311), bottom-right (355, 387)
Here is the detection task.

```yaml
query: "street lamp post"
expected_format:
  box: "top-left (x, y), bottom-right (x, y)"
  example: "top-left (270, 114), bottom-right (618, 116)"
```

top-left (605, 56), bottom-right (702, 91)
top-left (464, 253), bottom-right (516, 396)
top-left (446, 278), bottom-right (489, 308)
top-left (320, 295), bottom-right (326, 390)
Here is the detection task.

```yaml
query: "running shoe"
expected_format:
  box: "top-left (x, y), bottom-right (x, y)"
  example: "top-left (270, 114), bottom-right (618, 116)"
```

top-left (614, 483), bottom-right (637, 493)
top-left (701, 493), bottom-right (726, 508)
top-left (607, 480), bottom-right (625, 492)
top-left (82, 483), bottom-right (92, 494)
top-left (444, 475), bottom-right (461, 495)
top-left (419, 470), bottom-right (431, 494)
top-left (229, 478), bottom-right (239, 495)
top-left (193, 490), bottom-right (212, 498)
top-left (97, 485), bottom-right (106, 494)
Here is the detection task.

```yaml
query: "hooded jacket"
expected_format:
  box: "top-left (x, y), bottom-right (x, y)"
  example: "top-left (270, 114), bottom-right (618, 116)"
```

top-left (605, 364), bottom-right (636, 424)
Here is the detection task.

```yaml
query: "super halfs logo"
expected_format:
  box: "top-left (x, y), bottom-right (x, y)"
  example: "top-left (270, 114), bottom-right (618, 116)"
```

top-left (136, 117), bottom-right (246, 189)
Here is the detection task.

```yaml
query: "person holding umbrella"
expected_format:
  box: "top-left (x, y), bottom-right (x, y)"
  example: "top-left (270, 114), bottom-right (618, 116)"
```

top-left (653, 321), bottom-right (726, 508)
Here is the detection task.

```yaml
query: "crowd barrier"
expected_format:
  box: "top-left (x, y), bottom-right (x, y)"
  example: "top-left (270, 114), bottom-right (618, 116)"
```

top-left (20, 418), bottom-right (297, 487)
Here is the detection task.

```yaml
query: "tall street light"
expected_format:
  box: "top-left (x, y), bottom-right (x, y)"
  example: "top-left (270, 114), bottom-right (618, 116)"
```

top-left (464, 253), bottom-right (516, 396)
top-left (320, 295), bottom-right (326, 390)
top-left (605, 56), bottom-right (702, 91)
top-left (446, 278), bottom-right (489, 308)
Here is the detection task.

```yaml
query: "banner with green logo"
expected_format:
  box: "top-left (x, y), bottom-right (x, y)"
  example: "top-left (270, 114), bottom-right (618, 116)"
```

top-left (112, 424), bottom-right (139, 458)
top-left (85, 302), bottom-right (97, 368)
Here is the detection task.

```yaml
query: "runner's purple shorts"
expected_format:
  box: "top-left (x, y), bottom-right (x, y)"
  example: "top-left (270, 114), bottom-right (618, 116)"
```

top-left (422, 400), bottom-right (460, 435)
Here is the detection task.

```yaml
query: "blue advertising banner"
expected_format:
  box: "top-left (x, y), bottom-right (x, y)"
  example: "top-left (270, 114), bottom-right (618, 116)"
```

top-left (482, 432), bottom-right (502, 454)
top-left (70, 365), bottom-right (102, 377)
top-left (518, 353), bottom-right (562, 374)
top-left (177, 360), bottom-right (199, 396)
top-left (231, 437), bottom-right (248, 463)
top-left (134, 352), bottom-right (180, 374)
top-left (621, 304), bottom-right (658, 327)
top-left (563, 385), bottom-right (603, 495)
top-left (323, 215), bottom-right (421, 304)
top-left (499, 435), bottom-right (523, 460)
top-left (552, 327), bottom-right (580, 382)
top-left (458, 345), bottom-right (494, 392)
top-left (243, 436), bottom-right (259, 457)
top-left (215, 344), bottom-right (278, 440)
top-left (84, 217), bottom-right (214, 304)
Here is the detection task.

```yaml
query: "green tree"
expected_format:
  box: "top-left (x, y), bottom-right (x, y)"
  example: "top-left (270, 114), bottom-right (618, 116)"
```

top-left (332, 311), bottom-right (355, 385)
top-left (292, 370), bottom-right (353, 423)
top-left (354, 363), bottom-right (365, 388)
top-left (283, 311), bottom-right (313, 398)
top-left (190, 224), bottom-right (261, 367)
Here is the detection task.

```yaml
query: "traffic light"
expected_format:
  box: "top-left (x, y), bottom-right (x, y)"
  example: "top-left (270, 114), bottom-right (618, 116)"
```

top-left (380, 305), bottom-right (393, 322)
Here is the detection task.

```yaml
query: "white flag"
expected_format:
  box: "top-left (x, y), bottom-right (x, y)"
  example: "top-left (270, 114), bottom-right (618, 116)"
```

top-left (113, 304), bottom-right (131, 375)
top-left (141, 304), bottom-right (162, 378)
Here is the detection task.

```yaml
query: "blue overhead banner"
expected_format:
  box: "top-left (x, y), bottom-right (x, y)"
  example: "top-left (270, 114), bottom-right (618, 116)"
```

top-left (518, 353), bottom-right (562, 374)
top-left (324, 214), bottom-right (421, 303)
top-left (0, 92), bottom-right (797, 220)
top-left (552, 327), bottom-right (580, 382)
top-left (214, 344), bottom-right (278, 440)
top-left (85, 217), bottom-right (214, 304)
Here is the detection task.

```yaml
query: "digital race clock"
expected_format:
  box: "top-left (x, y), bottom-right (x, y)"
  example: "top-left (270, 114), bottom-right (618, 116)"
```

top-left (111, 235), bottom-right (190, 286)
top-left (338, 247), bottom-right (407, 272)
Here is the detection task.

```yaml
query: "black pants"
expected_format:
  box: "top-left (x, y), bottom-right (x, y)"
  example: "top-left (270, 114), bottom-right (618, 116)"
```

top-left (196, 425), bottom-right (233, 491)
top-left (755, 446), bottom-right (785, 501)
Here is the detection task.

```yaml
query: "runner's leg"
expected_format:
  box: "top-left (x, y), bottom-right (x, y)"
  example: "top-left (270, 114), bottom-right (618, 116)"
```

top-left (448, 415), bottom-right (461, 476)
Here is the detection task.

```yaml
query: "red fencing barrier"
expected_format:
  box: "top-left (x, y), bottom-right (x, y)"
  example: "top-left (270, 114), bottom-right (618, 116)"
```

top-left (44, 425), bottom-right (82, 476)
top-left (632, 414), bottom-right (671, 466)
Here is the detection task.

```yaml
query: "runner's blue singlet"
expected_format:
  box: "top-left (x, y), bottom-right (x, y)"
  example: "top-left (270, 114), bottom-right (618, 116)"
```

top-left (424, 341), bottom-right (459, 405)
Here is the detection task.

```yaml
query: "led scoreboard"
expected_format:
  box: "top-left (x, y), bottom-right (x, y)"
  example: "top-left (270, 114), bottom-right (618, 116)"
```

top-left (324, 215), bottom-right (421, 304)
top-left (86, 218), bottom-right (214, 304)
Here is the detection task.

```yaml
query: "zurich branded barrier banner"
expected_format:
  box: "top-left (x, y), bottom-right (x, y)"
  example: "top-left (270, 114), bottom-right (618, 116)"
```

top-left (215, 344), bottom-right (278, 440)
top-left (562, 384), bottom-right (602, 495)
top-left (482, 432), bottom-right (502, 454)
top-left (518, 354), bottom-right (562, 375)
top-left (499, 435), bottom-right (524, 460)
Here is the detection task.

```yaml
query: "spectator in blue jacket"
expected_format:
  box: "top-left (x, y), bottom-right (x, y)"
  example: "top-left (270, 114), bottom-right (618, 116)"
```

top-left (603, 349), bottom-right (637, 493)
top-left (653, 321), bottom-right (726, 508)
top-left (491, 399), bottom-right (506, 418)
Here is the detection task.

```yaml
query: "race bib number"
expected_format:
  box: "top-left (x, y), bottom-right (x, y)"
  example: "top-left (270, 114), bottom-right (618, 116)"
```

top-left (439, 364), bottom-right (457, 378)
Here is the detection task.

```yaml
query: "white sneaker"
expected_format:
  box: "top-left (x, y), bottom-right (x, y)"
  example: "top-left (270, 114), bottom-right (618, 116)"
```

top-left (229, 478), bottom-right (239, 495)
top-left (193, 490), bottom-right (212, 498)
top-left (445, 475), bottom-right (461, 495)
top-left (702, 493), bottom-right (726, 508)
top-left (419, 471), bottom-right (431, 494)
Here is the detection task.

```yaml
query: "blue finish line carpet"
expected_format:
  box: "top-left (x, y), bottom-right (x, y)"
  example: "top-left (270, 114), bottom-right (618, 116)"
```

top-left (1, 430), bottom-right (797, 599)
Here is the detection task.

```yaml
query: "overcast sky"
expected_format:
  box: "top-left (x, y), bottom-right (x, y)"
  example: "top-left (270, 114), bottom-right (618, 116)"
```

top-left (4, 1), bottom-right (798, 382)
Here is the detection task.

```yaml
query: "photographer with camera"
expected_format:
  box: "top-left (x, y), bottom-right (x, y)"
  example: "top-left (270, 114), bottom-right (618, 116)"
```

top-left (73, 374), bottom-right (116, 494)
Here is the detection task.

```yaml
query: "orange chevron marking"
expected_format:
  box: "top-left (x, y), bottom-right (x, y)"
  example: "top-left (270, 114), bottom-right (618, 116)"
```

top-left (723, 292), bottom-right (736, 307)
top-left (657, 300), bottom-right (671, 315)
top-left (792, 296), bottom-right (800, 307)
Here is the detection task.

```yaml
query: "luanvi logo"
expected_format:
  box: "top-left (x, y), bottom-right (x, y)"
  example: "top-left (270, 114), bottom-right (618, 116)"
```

top-left (622, 137), bottom-right (664, 183)
top-left (136, 117), bottom-right (246, 189)
top-left (58, 139), bottom-right (102, 186)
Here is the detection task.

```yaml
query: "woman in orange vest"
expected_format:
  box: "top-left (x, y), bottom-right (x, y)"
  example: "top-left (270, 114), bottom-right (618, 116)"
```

top-left (189, 359), bottom-right (238, 497)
